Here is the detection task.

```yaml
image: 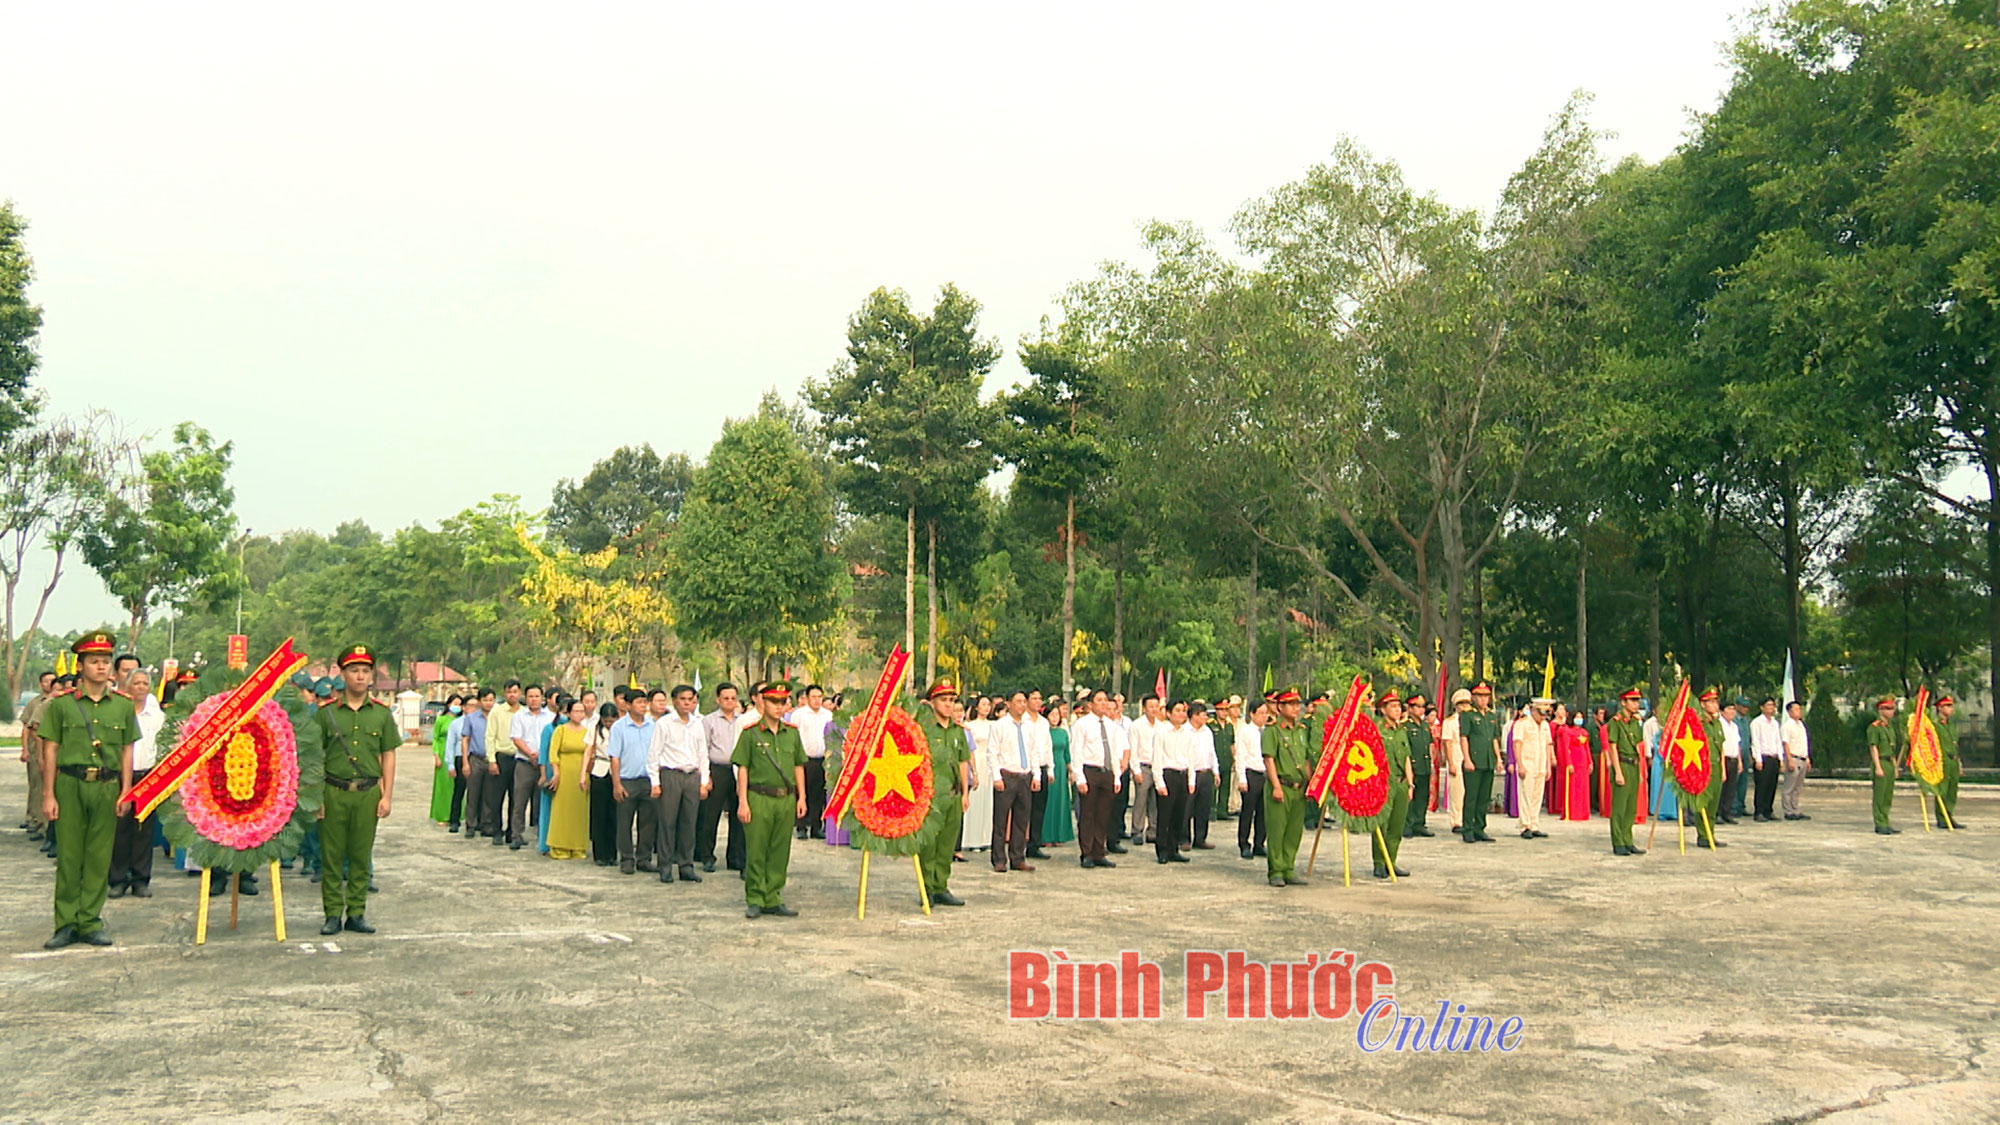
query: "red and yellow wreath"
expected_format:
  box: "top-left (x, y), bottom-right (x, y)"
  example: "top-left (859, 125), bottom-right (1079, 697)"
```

top-left (1327, 712), bottom-right (1391, 829)
top-left (852, 708), bottom-right (935, 838)
top-left (179, 697), bottom-right (299, 850)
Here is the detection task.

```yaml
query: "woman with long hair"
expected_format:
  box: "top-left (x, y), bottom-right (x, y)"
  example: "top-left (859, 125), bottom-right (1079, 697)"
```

top-left (1041, 696), bottom-right (1076, 847)
top-left (547, 697), bottom-right (592, 859)
top-left (584, 701), bottom-right (620, 865)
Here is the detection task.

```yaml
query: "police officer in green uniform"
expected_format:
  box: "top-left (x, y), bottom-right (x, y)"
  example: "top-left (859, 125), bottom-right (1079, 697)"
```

top-left (316, 644), bottom-right (400, 934)
top-left (39, 631), bottom-right (138, 949)
top-left (1605, 689), bottom-right (1647, 855)
top-left (1936, 695), bottom-right (1963, 827)
top-left (1260, 689), bottom-right (1313, 887)
top-left (1402, 693), bottom-right (1435, 838)
top-left (914, 679), bottom-right (971, 907)
top-left (733, 681), bottom-right (808, 918)
top-left (1694, 690), bottom-right (1728, 848)
top-left (1457, 684), bottom-right (1501, 843)
top-left (1867, 697), bottom-right (1903, 835)
top-left (1371, 692), bottom-right (1414, 880)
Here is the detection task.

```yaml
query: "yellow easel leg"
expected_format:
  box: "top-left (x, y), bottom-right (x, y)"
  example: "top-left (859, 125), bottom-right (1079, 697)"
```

top-left (1678, 815), bottom-right (1686, 856)
top-left (857, 849), bottom-right (870, 921)
top-left (195, 872), bottom-right (211, 946)
top-left (1305, 800), bottom-right (1327, 877)
top-left (1699, 807), bottom-right (1715, 851)
top-left (1341, 827), bottom-right (1350, 888)
top-left (1939, 796), bottom-right (1956, 832)
top-left (269, 860), bottom-right (285, 943)
top-left (913, 853), bottom-right (931, 916)
top-left (1919, 791), bottom-right (1932, 833)
top-left (1373, 827), bottom-right (1397, 883)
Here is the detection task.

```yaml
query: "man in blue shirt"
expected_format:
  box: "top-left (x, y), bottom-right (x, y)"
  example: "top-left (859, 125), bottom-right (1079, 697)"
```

top-left (608, 698), bottom-right (659, 875)
top-left (462, 688), bottom-right (498, 840)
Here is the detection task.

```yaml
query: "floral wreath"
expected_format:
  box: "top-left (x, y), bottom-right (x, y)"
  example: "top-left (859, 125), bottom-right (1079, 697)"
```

top-left (843, 708), bottom-right (942, 856)
top-left (1327, 712), bottom-right (1392, 830)
top-left (161, 672), bottom-right (324, 873)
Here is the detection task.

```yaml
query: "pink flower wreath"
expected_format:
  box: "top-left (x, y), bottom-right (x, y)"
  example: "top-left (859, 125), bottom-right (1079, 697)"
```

top-left (177, 697), bottom-right (299, 850)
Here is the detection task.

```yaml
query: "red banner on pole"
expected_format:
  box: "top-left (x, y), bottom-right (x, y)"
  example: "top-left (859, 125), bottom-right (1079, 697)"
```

top-left (226, 634), bottom-right (249, 671)
top-left (1306, 674), bottom-right (1367, 806)
top-left (826, 646), bottom-right (913, 823)
top-left (122, 639), bottom-right (309, 819)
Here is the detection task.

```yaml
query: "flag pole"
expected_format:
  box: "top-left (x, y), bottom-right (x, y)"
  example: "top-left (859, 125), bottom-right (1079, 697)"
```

top-left (1919, 791), bottom-right (1932, 833)
top-left (1699, 806), bottom-right (1716, 850)
top-left (856, 850), bottom-right (871, 920)
top-left (912, 853), bottom-right (931, 915)
top-left (1340, 823), bottom-right (1351, 887)
top-left (1305, 798), bottom-right (1329, 876)
top-left (1373, 826), bottom-right (1396, 883)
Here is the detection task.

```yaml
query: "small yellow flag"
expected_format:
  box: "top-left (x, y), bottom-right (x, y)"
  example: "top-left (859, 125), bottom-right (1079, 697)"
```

top-left (1542, 648), bottom-right (1556, 700)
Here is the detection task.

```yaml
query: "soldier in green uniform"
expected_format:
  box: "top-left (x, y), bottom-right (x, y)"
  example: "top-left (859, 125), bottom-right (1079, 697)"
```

top-left (1605, 689), bottom-right (1647, 856)
top-left (733, 681), bottom-right (808, 918)
top-left (1371, 693), bottom-right (1414, 880)
top-left (39, 631), bottom-right (138, 949)
top-left (316, 644), bottom-right (401, 935)
top-left (1402, 693), bottom-right (1434, 838)
top-left (1935, 695), bottom-right (1963, 827)
top-left (1867, 697), bottom-right (1903, 835)
top-left (1457, 684), bottom-right (1501, 843)
top-left (1694, 689), bottom-right (1728, 848)
top-left (914, 678), bottom-right (971, 907)
top-left (1212, 695), bottom-right (1239, 822)
top-left (20, 668), bottom-right (56, 844)
top-left (1260, 688), bottom-right (1313, 887)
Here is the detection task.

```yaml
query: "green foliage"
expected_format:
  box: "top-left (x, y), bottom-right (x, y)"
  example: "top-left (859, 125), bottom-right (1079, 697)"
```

top-left (547, 444), bottom-right (692, 555)
top-left (81, 422), bottom-right (239, 647)
top-left (1147, 620), bottom-right (1231, 701)
top-left (1806, 689), bottom-right (1855, 771)
top-left (0, 201), bottom-right (42, 443)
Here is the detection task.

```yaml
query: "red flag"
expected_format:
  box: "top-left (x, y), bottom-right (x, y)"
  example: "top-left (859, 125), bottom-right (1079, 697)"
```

top-left (1154, 667), bottom-right (1167, 701)
top-left (1306, 675), bottom-right (1366, 805)
top-left (826, 646), bottom-right (913, 823)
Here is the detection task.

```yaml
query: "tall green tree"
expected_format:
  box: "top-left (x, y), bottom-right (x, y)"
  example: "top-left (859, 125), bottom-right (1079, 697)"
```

top-left (806, 285), bottom-right (999, 686)
top-left (81, 422), bottom-right (240, 649)
top-left (547, 443), bottom-right (693, 554)
top-left (0, 201), bottom-right (43, 443)
top-left (0, 412), bottom-right (123, 705)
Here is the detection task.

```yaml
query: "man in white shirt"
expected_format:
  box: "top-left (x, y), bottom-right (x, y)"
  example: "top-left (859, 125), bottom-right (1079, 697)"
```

top-left (651, 683), bottom-right (711, 883)
top-left (1749, 697), bottom-right (1785, 822)
top-left (1780, 700), bottom-right (1812, 820)
top-left (1717, 700), bottom-right (1745, 825)
top-left (505, 685), bottom-right (555, 851)
top-left (1127, 695), bottom-right (1165, 845)
top-left (1151, 700), bottom-right (1200, 864)
top-left (1187, 701), bottom-right (1221, 850)
top-left (1511, 700), bottom-right (1554, 839)
top-left (991, 690), bottom-right (1047, 872)
top-left (697, 683), bottom-right (747, 872)
top-left (109, 670), bottom-right (166, 898)
top-left (1026, 689), bottom-right (1054, 859)
top-left (1442, 690), bottom-right (1470, 831)
top-left (788, 684), bottom-right (834, 840)
top-left (1068, 689), bottom-right (1126, 868)
top-left (487, 681), bottom-right (521, 846)
top-left (1236, 698), bottom-right (1270, 859)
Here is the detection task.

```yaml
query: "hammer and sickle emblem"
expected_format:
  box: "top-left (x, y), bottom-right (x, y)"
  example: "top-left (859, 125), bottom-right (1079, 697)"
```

top-left (1342, 740), bottom-right (1378, 785)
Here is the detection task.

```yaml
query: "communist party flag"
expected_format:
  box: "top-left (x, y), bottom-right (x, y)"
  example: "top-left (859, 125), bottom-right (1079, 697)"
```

top-left (1659, 682), bottom-right (1710, 798)
top-left (1907, 687), bottom-right (1945, 789)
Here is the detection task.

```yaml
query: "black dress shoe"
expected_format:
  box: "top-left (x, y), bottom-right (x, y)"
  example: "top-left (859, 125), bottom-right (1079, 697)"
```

top-left (320, 917), bottom-right (343, 936)
top-left (659, 869), bottom-right (674, 883)
top-left (1795, 814), bottom-right (1812, 821)
top-left (81, 929), bottom-right (114, 947)
top-left (678, 867), bottom-right (702, 883)
top-left (702, 861), bottom-right (716, 873)
top-left (769, 904), bottom-right (797, 917)
top-left (308, 870), bottom-right (321, 883)
top-left (1475, 833), bottom-right (1496, 843)
top-left (1372, 866), bottom-right (1389, 879)
top-left (130, 883), bottom-right (152, 898)
top-left (1463, 835), bottom-right (1479, 844)
top-left (1413, 827), bottom-right (1435, 837)
top-left (1097, 858), bottom-right (1116, 869)
top-left (1107, 843), bottom-right (1127, 854)
top-left (368, 880), bottom-right (378, 893)
top-left (43, 926), bottom-right (77, 950)
top-left (932, 891), bottom-right (965, 906)
top-left (1168, 854), bottom-right (1190, 863)
top-left (1874, 826), bottom-right (1894, 835)
top-left (1613, 845), bottom-right (1631, 855)
top-left (1157, 856), bottom-right (1170, 864)
top-left (1394, 866), bottom-right (1409, 877)
top-left (1532, 830), bottom-right (1548, 838)
top-left (1284, 875), bottom-right (1309, 886)
top-left (745, 905), bottom-right (762, 918)
top-left (448, 824), bottom-right (460, 833)
top-left (1628, 846), bottom-right (1646, 856)
top-left (1027, 848), bottom-right (1049, 859)
top-left (1079, 858), bottom-right (1096, 868)
top-left (1520, 831), bottom-right (1535, 839)
top-left (620, 860), bottom-right (637, 874)
top-left (1240, 847), bottom-right (1254, 859)
top-left (109, 883), bottom-right (129, 899)
top-left (1251, 846), bottom-right (1266, 857)
top-left (344, 915), bottom-right (376, 934)
top-left (239, 877), bottom-right (260, 896)
top-left (510, 841), bottom-right (523, 851)
top-left (1269, 876), bottom-right (1287, 887)
top-left (636, 862), bottom-right (658, 873)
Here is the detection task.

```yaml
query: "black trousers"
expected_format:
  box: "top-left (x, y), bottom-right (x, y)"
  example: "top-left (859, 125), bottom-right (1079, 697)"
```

top-left (1239, 771), bottom-right (1268, 851)
top-left (1029, 767), bottom-right (1051, 848)
top-left (1078, 765), bottom-right (1116, 861)
top-left (1188, 769), bottom-right (1215, 846)
top-left (110, 768), bottom-right (154, 888)
top-left (615, 776), bottom-right (656, 866)
top-left (698, 760), bottom-right (745, 869)
top-left (493, 754), bottom-right (516, 840)
top-left (446, 767), bottom-right (466, 826)
top-left (1156, 770), bottom-right (1189, 860)
top-left (588, 773), bottom-right (616, 862)
top-left (796, 757), bottom-right (827, 836)
top-left (655, 768), bottom-right (701, 869)
top-left (1406, 755), bottom-right (1431, 832)
top-left (1112, 777), bottom-right (1130, 839)
top-left (992, 773), bottom-right (1033, 866)
top-left (1753, 757), bottom-right (1781, 818)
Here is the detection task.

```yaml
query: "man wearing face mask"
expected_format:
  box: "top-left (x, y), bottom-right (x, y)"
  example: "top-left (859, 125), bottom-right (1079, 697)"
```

top-left (430, 694), bottom-right (466, 829)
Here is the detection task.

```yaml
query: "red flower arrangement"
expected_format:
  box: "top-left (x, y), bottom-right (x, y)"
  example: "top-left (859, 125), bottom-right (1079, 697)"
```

top-left (1328, 713), bottom-right (1390, 822)
top-left (178, 698), bottom-right (299, 850)
top-left (851, 708), bottom-right (935, 839)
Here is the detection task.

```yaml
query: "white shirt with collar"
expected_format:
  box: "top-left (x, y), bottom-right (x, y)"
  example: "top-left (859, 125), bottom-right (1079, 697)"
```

top-left (649, 708), bottom-right (710, 784)
top-left (1719, 717), bottom-right (1742, 760)
top-left (1191, 723), bottom-right (1220, 774)
top-left (1151, 722), bottom-right (1200, 792)
top-left (1128, 715), bottom-right (1164, 768)
top-left (1780, 715), bottom-right (1810, 761)
top-left (787, 704), bottom-right (833, 759)
top-left (1750, 714), bottom-right (1784, 763)
top-left (1068, 711), bottom-right (1127, 786)
top-left (994, 711), bottom-right (1051, 776)
top-left (1234, 721), bottom-right (1266, 784)
top-left (131, 693), bottom-right (166, 771)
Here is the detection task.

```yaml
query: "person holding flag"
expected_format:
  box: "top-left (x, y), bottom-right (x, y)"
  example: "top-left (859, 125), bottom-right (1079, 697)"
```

top-left (1692, 690), bottom-right (1729, 848)
top-left (1372, 693), bottom-right (1415, 879)
top-left (1867, 697), bottom-right (1904, 835)
top-left (1935, 696), bottom-right (1964, 827)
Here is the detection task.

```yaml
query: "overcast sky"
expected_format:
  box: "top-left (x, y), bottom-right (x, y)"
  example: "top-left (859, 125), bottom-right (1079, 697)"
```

top-left (6, 1), bottom-right (1750, 634)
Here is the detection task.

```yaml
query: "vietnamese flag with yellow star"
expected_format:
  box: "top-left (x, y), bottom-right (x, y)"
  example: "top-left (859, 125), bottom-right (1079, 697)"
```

top-left (843, 708), bottom-right (940, 856)
top-left (1660, 681), bottom-right (1711, 799)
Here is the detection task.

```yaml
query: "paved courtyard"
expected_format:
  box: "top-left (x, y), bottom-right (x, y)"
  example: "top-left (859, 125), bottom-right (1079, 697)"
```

top-left (2, 763), bottom-right (1994, 1123)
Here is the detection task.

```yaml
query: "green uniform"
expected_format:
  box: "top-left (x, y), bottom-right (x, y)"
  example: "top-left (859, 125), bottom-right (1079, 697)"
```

top-left (21, 692), bottom-right (52, 834)
top-left (914, 710), bottom-right (969, 898)
top-left (1261, 719), bottom-right (1313, 882)
top-left (1695, 714), bottom-right (1727, 840)
top-left (1214, 729), bottom-right (1234, 820)
top-left (1402, 718), bottom-right (1432, 833)
top-left (317, 699), bottom-right (400, 920)
top-left (732, 720), bottom-right (807, 909)
top-left (1457, 709), bottom-right (1501, 840)
top-left (1371, 718), bottom-right (1411, 871)
top-left (1936, 712), bottom-right (1960, 822)
top-left (41, 689), bottom-right (138, 937)
top-left (1867, 718), bottom-right (1903, 829)
top-left (1606, 715), bottom-right (1644, 851)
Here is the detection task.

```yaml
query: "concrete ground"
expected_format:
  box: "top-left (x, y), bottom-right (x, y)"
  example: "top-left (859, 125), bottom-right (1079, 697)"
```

top-left (1, 761), bottom-right (1994, 1124)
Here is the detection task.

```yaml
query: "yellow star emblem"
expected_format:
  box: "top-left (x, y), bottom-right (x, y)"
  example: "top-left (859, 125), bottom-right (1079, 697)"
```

top-left (867, 730), bottom-right (922, 804)
top-left (1675, 730), bottom-right (1705, 769)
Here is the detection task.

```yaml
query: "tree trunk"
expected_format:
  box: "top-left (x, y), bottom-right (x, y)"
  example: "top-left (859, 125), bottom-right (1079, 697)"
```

top-left (904, 506), bottom-right (917, 671)
top-left (126, 605), bottom-right (148, 653)
top-left (1647, 578), bottom-right (1662, 709)
top-left (1276, 596), bottom-right (1288, 688)
top-left (1987, 457), bottom-right (1999, 740)
top-left (1245, 544), bottom-right (1259, 698)
top-left (1780, 468), bottom-right (1806, 701)
top-left (1061, 491), bottom-right (1076, 695)
top-left (925, 519), bottom-right (939, 688)
top-left (1471, 567), bottom-right (1485, 687)
top-left (1575, 532), bottom-right (1589, 709)
top-left (1111, 547), bottom-right (1125, 697)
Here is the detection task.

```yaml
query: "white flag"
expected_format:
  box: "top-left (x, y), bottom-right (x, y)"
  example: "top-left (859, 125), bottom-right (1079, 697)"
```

top-left (1780, 651), bottom-right (1798, 707)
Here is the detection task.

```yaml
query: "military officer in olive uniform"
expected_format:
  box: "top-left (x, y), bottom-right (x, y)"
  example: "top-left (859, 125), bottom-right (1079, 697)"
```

top-left (1936, 695), bottom-right (1964, 827)
top-left (1402, 693), bottom-right (1434, 838)
top-left (39, 631), bottom-right (139, 949)
top-left (733, 681), bottom-right (808, 918)
top-left (1260, 689), bottom-right (1313, 887)
top-left (1694, 690), bottom-right (1728, 848)
top-left (914, 679), bottom-right (972, 907)
top-left (1867, 697), bottom-right (1904, 835)
top-left (1605, 689), bottom-right (1647, 856)
top-left (1457, 684), bottom-right (1501, 843)
top-left (316, 644), bottom-right (400, 934)
top-left (1371, 692), bottom-right (1415, 879)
